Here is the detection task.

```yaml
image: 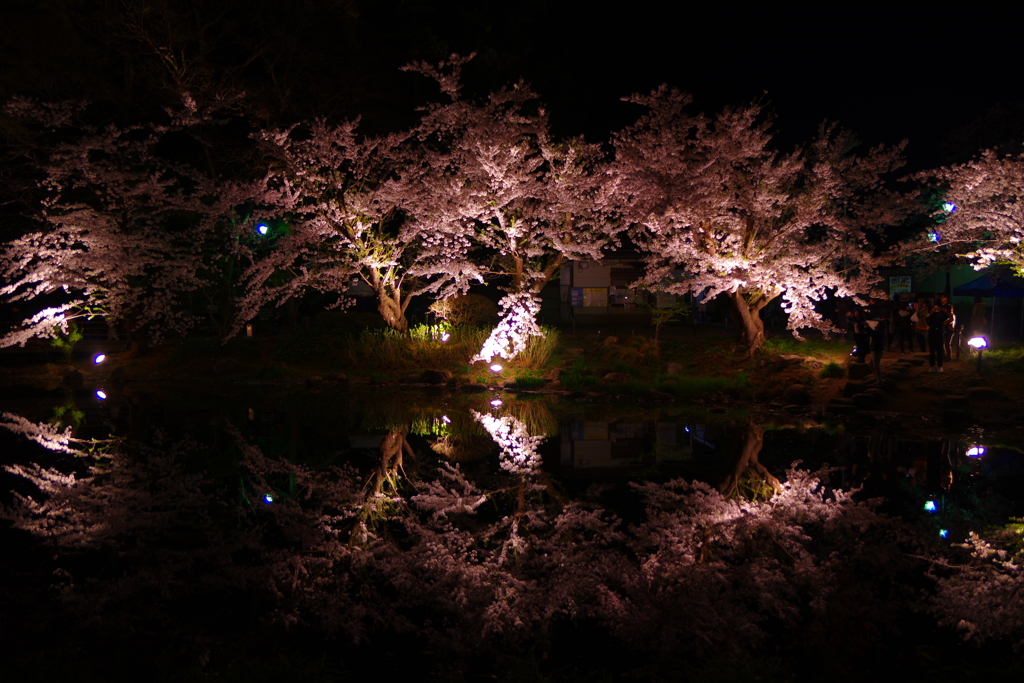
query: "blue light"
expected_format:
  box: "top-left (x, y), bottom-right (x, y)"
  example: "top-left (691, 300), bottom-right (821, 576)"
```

top-left (928, 231), bottom-right (941, 243)
top-left (942, 202), bottom-right (957, 213)
top-left (95, 390), bottom-right (107, 400)
top-left (966, 446), bottom-right (986, 458)
top-left (257, 224), bottom-right (269, 235)
top-left (939, 529), bottom-right (949, 538)
top-left (263, 494), bottom-right (273, 504)
top-left (93, 353), bottom-right (106, 364)
top-left (924, 500), bottom-right (938, 513)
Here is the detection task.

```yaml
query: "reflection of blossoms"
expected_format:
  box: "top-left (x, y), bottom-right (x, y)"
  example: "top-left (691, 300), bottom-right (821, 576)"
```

top-left (471, 292), bottom-right (543, 363)
top-left (471, 409), bottom-right (544, 477)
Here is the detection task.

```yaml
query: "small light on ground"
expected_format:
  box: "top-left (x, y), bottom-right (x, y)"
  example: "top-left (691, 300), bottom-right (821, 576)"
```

top-left (966, 446), bottom-right (986, 457)
top-left (924, 500), bottom-right (938, 513)
top-left (968, 336), bottom-right (988, 349)
top-left (95, 390), bottom-right (107, 400)
top-left (93, 354), bottom-right (106, 364)
top-left (489, 364), bottom-right (503, 373)
top-left (440, 332), bottom-right (451, 342)
top-left (490, 398), bottom-right (503, 407)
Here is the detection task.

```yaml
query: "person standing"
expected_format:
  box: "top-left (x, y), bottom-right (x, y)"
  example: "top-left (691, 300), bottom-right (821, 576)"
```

top-left (927, 304), bottom-right (949, 372)
top-left (937, 295), bottom-right (956, 361)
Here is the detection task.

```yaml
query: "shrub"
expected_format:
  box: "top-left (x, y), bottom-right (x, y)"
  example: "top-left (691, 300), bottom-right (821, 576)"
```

top-left (429, 293), bottom-right (499, 327)
top-left (819, 361), bottom-right (844, 378)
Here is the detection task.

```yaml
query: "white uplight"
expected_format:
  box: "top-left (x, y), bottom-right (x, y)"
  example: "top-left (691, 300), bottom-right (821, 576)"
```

top-left (95, 390), bottom-right (107, 400)
top-left (93, 354), bottom-right (106, 364)
top-left (442, 415), bottom-right (451, 424)
top-left (489, 364), bottom-right (503, 373)
top-left (440, 332), bottom-right (451, 342)
top-left (257, 224), bottom-right (269, 235)
top-left (490, 398), bottom-right (503, 407)
top-left (968, 336), bottom-right (988, 349)
top-left (966, 446), bottom-right (986, 458)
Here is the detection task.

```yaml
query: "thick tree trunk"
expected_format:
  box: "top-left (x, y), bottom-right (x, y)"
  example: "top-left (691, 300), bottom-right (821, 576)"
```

top-left (718, 421), bottom-right (781, 499)
top-left (376, 290), bottom-right (409, 332)
top-left (728, 291), bottom-right (770, 358)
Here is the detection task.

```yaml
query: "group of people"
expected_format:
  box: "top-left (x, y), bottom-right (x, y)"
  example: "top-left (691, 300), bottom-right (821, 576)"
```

top-left (849, 294), bottom-right (986, 382)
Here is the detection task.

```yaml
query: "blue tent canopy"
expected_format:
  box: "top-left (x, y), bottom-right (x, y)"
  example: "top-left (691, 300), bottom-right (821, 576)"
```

top-left (953, 273), bottom-right (1024, 298)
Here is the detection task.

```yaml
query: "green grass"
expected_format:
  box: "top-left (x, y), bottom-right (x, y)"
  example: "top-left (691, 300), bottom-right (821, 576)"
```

top-left (983, 344), bottom-right (1024, 372)
top-left (763, 336), bottom-right (849, 356)
top-left (513, 374), bottom-right (548, 390)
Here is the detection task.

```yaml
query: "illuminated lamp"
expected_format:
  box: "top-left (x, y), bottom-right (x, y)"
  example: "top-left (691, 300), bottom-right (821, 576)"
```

top-left (924, 500), bottom-right (938, 513)
top-left (489, 364), bottom-right (503, 373)
top-left (96, 389), bottom-right (107, 400)
top-left (490, 398), bottom-right (503, 408)
top-left (93, 353), bottom-right (106, 364)
top-left (966, 446), bottom-right (986, 458)
top-left (942, 202), bottom-right (957, 213)
top-left (442, 415), bottom-right (451, 424)
top-left (928, 231), bottom-right (941, 243)
top-left (440, 332), bottom-right (451, 342)
top-left (263, 494), bottom-right (273, 504)
top-left (257, 224), bottom-right (269, 235)
top-left (939, 529), bottom-right (949, 538)
top-left (968, 336), bottom-right (988, 373)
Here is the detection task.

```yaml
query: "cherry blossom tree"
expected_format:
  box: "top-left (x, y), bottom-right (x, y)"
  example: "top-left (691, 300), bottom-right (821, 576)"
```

top-left (609, 87), bottom-right (906, 356)
top-left (920, 149), bottom-right (1024, 273)
top-left (403, 55), bottom-right (618, 361)
top-left (237, 120), bottom-right (408, 332)
top-left (0, 97), bottom-right (252, 348)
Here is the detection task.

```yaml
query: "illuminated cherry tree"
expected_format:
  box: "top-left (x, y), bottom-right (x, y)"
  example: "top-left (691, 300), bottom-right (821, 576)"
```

top-left (237, 118), bottom-right (468, 333)
top-left (921, 149), bottom-right (1024, 273)
top-left (609, 87), bottom-right (906, 355)
top-left (404, 55), bottom-right (617, 361)
top-left (0, 97), bottom-right (250, 347)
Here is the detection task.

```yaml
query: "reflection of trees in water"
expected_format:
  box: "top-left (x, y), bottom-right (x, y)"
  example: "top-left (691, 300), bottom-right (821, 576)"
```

top-left (3, 412), bottom-right (1023, 676)
top-left (717, 421), bottom-right (781, 500)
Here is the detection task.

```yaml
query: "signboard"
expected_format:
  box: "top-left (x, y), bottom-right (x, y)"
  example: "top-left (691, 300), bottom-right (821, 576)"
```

top-left (583, 288), bottom-right (608, 307)
top-left (570, 288), bottom-right (584, 307)
top-left (890, 275), bottom-right (912, 295)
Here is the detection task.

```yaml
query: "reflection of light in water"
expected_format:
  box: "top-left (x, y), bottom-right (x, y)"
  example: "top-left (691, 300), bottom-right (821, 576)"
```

top-left (472, 410), bottom-right (544, 476)
top-left (966, 446), bottom-right (986, 457)
top-left (924, 500), bottom-right (938, 513)
top-left (95, 390), bottom-right (107, 400)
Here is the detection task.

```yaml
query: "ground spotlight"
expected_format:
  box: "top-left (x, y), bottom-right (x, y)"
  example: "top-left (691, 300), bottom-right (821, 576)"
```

top-left (440, 332), bottom-right (451, 342)
top-left (968, 336), bottom-right (988, 373)
top-left (966, 446), bottom-right (986, 458)
top-left (442, 415), bottom-right (451, 424)
top-left (93, 353), bottom-right (106, 364)
top-left (95, 389), bottom-right (107, 400)
top-left (489, 364), bottom-right (503, 373)
top-left (490, 398), bottom-right (503, 408)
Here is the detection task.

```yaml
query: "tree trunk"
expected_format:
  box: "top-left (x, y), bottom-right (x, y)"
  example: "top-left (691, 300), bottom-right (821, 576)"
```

top-left (718, 421), bottom-right (780, 499)
top-left (376, 290), bottom-right (408, 332)
top-left (728, 291), bottom-right (770, 357)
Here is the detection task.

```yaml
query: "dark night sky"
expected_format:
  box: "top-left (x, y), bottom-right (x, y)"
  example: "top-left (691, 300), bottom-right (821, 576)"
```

top-left (2, 2), bottom-right (1024, 171)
